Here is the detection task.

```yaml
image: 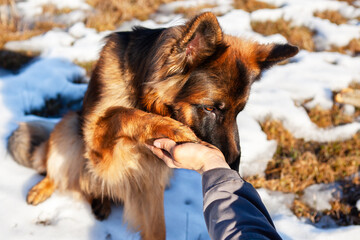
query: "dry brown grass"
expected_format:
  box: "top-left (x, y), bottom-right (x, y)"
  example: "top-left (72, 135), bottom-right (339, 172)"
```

top-left (0, 0), bottom-right (65, 49)
top-left (174, 4), bottom-right (218, 19)
top-left (246, 120), bottom-right (360, 194)
top-left (314, 10), bottom-right (348, 25)
top-left (246, 117), bottom-right (360, 226)
top-left (233, 0), bottom-right (276, 12)
top-left (251, 19), bottom-right (315, 51)
top-left (330, 38), bottom-right (360, 56)
top-left (0, 28), bottom-right (40, 49)
top-left (85, 0), bottom-right (174, 31)
top-left (42, 4), bottom-right (73, 15)
top-left (291, 199), bottom-right (318, 222)
top-left (0, 21), bottom-right (64, 49)
top-left (306, 105), bottom-right (356, 128)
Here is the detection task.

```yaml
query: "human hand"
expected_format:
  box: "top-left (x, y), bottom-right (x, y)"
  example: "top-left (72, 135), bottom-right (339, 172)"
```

top-left (147, 138), bottom-right (230, 174)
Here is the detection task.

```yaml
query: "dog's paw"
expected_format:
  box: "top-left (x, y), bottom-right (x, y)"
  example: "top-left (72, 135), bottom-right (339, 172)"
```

top-left (149, 117), bottom-right (199, 144)
top-left (27, 177), bottom-right (55, 205)
top-left (91, 197), bottom-right (112, 221)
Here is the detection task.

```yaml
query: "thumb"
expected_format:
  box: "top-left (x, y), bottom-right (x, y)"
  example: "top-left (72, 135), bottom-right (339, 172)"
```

top-left (153, 138), bottom-right (177, 155)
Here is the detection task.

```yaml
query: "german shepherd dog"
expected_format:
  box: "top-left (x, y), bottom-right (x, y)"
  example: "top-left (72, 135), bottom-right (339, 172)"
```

top-left (8, 13), bottom-right (298, 239)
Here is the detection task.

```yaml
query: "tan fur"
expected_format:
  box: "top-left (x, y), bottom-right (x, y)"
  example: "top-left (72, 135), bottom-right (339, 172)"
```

top-left (47, 112), bottom-right (85, 192)
top-left (27, 176), bottom-right (55, 205)
top-left (8, 121), bottom-right (54, 173)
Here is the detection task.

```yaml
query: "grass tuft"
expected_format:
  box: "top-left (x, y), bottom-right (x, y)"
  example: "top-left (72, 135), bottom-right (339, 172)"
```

top-left (247, 120), bottom-right (360, 192)
top-left (85, 0), bottom-right (174, 31)
top-left (314, 10), bottom-right (348, 25)
top-left (41, 4), bottom-right (73, 15)
top-left (330, 38), bottom-right (360, 56)
top-left (174, 4), bottom-right (218, 18)
top-left (0, 0), bottom-right (66, 48)
top-left (246, 119), bottom-right (360, 226)
top-left (233, 0), bottom-right (276, 12)
top-left (306, 105), bottom-right (356, 128)
top-left (251, 19), bottom-right (315, 51)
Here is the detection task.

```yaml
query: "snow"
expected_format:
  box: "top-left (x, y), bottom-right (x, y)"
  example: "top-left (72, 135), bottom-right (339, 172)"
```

top-left (5, 24), bottom-right (109, 62)
top-left (302, 183), bottom-right (342, 211)
top-left (257, 189), bottom-right (295, 216)
top-left (1, 0), bottom-right (360, 239)
top-left (0, 58), bottom-right (87, 167)
top-left (157, 0), bottom-right (233, 15)
top-left (251, 0), bottom-right (360, 49)
top-left (237, 112), bottom-right (277, 177)
top-left (218, 9), bottom-right (288, 44)
top-left (245, 50), bottom-right (360, 142)
top-left (16, 0), bottom-right (91, 19)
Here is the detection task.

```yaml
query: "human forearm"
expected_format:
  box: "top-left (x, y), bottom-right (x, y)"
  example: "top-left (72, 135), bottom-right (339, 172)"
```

top-left (202, 168), bottom-right (282, 240)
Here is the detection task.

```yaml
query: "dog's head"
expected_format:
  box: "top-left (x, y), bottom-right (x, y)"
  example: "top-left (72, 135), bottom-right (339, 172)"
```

top-left (142, 12), bottom-right (298, 170)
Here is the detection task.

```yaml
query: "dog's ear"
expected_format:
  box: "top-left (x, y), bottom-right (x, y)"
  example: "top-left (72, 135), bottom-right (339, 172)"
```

top-left (174, 12), bottom-right (224, 68)
top-left (256, 43), bottom-right (299, 70)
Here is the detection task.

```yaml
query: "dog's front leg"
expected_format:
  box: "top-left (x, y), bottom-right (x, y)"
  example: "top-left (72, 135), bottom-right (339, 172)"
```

top-left (84, 106), bottom-right (199, 162)
top-left (82, 106), bottom-right (199, 239)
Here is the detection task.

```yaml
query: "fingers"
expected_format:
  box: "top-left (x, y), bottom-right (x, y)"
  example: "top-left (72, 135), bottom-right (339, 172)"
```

top-left (153, 138), bottom-right (177, 154)
top-left (146, 139), bottom-right (179, 168)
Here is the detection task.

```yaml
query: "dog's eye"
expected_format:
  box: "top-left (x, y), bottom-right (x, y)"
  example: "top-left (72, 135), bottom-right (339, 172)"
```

top-left (204, 106), bottom-right (215, 112)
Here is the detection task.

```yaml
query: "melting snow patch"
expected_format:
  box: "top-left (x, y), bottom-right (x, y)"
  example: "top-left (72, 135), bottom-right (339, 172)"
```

top-left (251, 0), bottom-right (360, 49)
top-left (237, 112), bottom-right (277, 177)
top-left (302, 183), bottom-right (342, 211)
top-left (257, 188), bottom-right (295, 216)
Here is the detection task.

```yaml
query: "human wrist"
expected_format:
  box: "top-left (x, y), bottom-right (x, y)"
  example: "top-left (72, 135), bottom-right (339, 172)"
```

top-left (199, 157), bottom-right (230, 174)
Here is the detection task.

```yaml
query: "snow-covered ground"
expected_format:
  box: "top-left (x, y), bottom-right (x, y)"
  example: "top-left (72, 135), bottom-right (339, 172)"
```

top-left (0, 0), bottom-right (360, 239)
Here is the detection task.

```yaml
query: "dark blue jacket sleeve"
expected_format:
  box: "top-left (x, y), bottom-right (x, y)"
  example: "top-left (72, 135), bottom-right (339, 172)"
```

top-left (202, 168), bottom-right (282, 240)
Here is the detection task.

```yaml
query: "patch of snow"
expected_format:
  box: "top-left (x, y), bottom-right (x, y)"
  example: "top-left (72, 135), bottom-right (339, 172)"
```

top-left (5, 24), bottom-right (109, 62)
top-left (311, 17), bottom-right (360, 49)
top-left (16, 0), bottom-right (91, 19)
top-left (238, 112), bottom-right (277, 177)
top-left (218, 9), bottom-right (288, 44)
top-left (343, 104), bottom-right (355, 116)
top-left (251, 0), bottom-right (360, 49)
top-left (302, 183), bottom-right (342, 211)
top-left (274, 214), bottom-right (360, 240)
top-left (245, 50), bottom-right (360, 142)
top-left (0, 58), bottom-right (86, 147)
top-left (5, 30), bottom-right (75, 54)
top-left (54, 9), bottom-right (88, 25)
top-left (257, 188), bottom-right (295, 216)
